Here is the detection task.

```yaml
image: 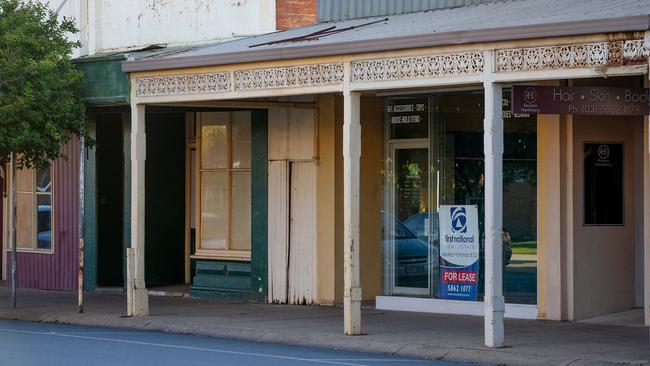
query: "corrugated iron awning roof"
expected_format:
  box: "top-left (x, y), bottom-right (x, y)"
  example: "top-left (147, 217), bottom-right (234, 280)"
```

top-left (123, 0), bottom-right (650, 73)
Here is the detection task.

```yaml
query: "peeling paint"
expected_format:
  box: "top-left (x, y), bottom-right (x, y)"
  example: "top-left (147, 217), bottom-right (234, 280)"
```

top-left (37, 0), bottom-right (276, 54)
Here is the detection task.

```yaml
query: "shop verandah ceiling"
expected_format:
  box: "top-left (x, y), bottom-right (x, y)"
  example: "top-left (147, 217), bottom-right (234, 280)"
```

top-left (122, 0), bottom-right (650, 73)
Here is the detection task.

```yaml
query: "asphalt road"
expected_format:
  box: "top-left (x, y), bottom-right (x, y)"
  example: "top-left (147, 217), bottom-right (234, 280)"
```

top-left (0, 320), bottom-right (473, 366)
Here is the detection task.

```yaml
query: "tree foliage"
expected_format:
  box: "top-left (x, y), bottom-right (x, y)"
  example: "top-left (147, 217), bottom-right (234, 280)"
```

top-left (0, 0), bottom-right (89, 169)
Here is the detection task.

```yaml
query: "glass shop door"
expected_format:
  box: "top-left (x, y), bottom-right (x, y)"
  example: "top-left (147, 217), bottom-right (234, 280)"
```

top-left (384, 139), bottom-right (432, 296)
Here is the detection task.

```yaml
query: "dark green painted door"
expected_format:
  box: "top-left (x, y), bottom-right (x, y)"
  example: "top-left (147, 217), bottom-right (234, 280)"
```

top-left (96, 114), bottom-right (124, 287)
top-left (145, 112), bottom-right (185, 286)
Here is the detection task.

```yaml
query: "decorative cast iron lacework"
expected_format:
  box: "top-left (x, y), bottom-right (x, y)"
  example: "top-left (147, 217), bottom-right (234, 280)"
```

top-left (351, 52), bottom-right (485, 82)
top-left (496, 39), bottom-right (649, 72)
top-left (135, 72), bottom-right (231, 97)
top-left (234, 63), bottom-right (344, 91)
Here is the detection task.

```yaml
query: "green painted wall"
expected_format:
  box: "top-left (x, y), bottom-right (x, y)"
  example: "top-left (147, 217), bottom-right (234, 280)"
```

top-left (191, 260), bottom-right (252, 301)
top-left (251, 110), bottom-right (269, 302)
top-left (74, 56), bottom-right (130, 106)
top-left (83, 119), bottom-right (97, 291)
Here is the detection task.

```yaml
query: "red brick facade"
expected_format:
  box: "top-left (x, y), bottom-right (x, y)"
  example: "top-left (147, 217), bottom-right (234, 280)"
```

top-left (276, 0), bottom-right (317, 30)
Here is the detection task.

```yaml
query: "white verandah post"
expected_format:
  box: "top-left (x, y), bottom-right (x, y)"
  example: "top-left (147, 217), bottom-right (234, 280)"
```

top-left (483, 50), bottom-right (505, 348)
top-left (343, 62), bottom-right (362, 335)
top-left (127, 102), bottom-right (149, 317)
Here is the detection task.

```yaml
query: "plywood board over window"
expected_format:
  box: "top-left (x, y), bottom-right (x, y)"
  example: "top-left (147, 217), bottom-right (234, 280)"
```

top-left (194, 111), bottom-right (252, 261)
top-left (7, 164), bottom-right (54, 253)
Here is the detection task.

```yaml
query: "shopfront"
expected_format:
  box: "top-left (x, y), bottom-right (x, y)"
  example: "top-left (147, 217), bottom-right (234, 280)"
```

top-left (119, 0), bottom-right (650, 346)
top-left (377, 90), bottom-right (538, 317)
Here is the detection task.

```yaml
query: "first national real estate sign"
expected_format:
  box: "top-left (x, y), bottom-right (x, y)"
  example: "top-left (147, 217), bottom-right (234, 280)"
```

top-left (438, 205), bottom-right (479, 301)
top-left (512, 85), bottom-right (650, 116)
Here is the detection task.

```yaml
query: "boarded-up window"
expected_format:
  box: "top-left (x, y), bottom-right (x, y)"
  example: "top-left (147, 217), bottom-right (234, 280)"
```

top-left (13, 165), bottom-right (54, 251)
top-left (197, 112), bottom-right (251, 260)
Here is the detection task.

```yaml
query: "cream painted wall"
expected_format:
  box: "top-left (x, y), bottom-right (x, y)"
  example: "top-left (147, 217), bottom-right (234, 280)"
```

top-left (537, 113), bottom-right (563, 320)
top-left (570, 115), bottom-right (636, 320)
top-left (322, 94), bottom-right (383, 303)
top-left (568, 77), bottom-right (641, 320)
top-left (42, 0), bottom-right (276, 56)
top-left (359, 96), bottom-right (384, 301)
top-left (316, 94), bottom-right (338, 305)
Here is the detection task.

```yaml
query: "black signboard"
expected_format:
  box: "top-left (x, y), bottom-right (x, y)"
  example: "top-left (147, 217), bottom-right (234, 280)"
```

top-left (512, 86), bottom-right (649, 116)
top-left (584, 143), bottom-right (623, 225)
top-left (385, 97), bottom-right (428, 139)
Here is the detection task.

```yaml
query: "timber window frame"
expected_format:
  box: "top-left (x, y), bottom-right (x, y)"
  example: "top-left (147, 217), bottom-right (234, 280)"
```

top-left (194, 111), bottom-right (252, 261)
top-left (5, 164), bottom-right (55, 254)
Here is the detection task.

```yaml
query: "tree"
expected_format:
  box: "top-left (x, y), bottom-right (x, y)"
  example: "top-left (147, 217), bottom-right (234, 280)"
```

top-left (0, 0), bottom-right (90, 308)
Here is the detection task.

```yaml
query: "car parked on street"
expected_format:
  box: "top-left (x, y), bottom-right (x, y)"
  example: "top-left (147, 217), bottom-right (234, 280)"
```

top-left (403, 212), bottom-right (512, 265)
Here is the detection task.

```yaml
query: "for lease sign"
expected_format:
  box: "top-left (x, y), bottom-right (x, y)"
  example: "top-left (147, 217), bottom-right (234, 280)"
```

top-left (438, 205), bottom-right (480, 300)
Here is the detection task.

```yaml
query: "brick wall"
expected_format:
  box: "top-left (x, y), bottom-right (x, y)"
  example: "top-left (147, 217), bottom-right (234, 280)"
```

top-left (276, 0), bottom-right (317, 30)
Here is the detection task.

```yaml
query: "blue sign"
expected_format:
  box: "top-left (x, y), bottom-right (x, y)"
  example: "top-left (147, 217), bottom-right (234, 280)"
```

top-left (438, 205), bottom-right (479, 301)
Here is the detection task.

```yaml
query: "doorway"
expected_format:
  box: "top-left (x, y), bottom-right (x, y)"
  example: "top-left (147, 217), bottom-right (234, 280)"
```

top-left (96, 114), bottom-right (124, 287)
top-left (145, 112), bottom-right (185, 286)
top-left (384, 139), bottom-right (432, 296)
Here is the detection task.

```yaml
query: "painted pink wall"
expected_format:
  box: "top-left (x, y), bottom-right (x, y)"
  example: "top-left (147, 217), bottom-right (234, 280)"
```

top-left (5, 139), bottom-right (80, 291)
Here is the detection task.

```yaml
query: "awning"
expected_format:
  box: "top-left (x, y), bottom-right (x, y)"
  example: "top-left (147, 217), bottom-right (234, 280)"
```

top-left (74, 45), bottom-right (195, 105)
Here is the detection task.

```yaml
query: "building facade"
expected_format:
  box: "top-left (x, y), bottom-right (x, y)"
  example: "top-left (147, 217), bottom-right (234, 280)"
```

top-left (3, 0), bottom-right (650, 348)
top-left (1, 0), bottom-right (313, 292)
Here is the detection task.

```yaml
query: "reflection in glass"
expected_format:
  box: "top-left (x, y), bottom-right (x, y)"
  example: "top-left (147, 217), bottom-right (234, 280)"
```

top-left (382, 91), bottom-right (538, 304)
top-left (36, 194), bottom-right (52, 249)
top-left (200, 171), bottom-right (227, 249)
top-left (384, 145), bottom-right (434, 295)
top-left (201, 119), bottom-right (228, 169)
top-left (231, 112), bottom-right (251, 169)
top-left (36, 168), bottom-right (51, 193)
top-left (230, 171), bottom-right (251, 250)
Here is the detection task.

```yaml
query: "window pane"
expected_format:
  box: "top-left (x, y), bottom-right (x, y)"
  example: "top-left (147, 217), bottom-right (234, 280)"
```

top-left (16, 193), bottom-right (34, 249)
top-left (200, 171), bottom-right (227, 250)
top-left (201, 113), bottom-right (228, 169)
top-left (36, 168), bottom-right (51, 193)
top-left (16, 168), bottom-right (33, 193)
top-left (36, 194), bottom-right (52, 250)
top-left (231, 112), bottom-right (251, 169)
top-left (230, 172), bottom-right (251, 250)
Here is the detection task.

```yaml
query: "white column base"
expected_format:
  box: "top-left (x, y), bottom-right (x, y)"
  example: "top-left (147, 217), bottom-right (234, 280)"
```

top-left (344, 287), bottom-right (362, 335)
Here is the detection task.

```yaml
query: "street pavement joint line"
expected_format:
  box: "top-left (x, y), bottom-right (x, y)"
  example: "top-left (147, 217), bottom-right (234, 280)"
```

top-left (0, 328), bottom-right (403, 366)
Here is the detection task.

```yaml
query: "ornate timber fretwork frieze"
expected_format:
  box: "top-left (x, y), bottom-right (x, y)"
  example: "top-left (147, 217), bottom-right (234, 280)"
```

top-left (135, 72), bottom-right (232, 97)
top-left (135, 63), bottom-right (345, 97)
top-left (234, 63), bottom-right (344, 91)
top-left (496, 39), bottom-right (649, 72)
top-left (351, 51), bottom-right (485, 83)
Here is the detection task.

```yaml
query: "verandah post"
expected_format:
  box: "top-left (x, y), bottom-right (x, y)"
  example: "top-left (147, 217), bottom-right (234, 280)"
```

top-left (343, 62), bottom-right (362, 335)
top-left (128, 102), bottom-right (149, 316)
top-left (483, 50), bottom-right (505, 348)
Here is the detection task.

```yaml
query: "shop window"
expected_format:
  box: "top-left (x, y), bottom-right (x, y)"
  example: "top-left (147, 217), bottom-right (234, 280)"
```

top-left (13, 166), bottom-right (53, 251)
top-left (382, 91), bottom-right (537, 305)
top-left (196, 112), bottom-right (251, 260)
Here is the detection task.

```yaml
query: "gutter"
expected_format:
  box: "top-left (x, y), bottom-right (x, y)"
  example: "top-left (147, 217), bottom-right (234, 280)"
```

top-left (122, 15), bottom-right (650, 73)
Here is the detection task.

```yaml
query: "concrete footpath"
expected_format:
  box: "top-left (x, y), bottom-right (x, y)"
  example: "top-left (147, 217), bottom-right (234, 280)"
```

top-left (0, 288), bottom-right (647, 366)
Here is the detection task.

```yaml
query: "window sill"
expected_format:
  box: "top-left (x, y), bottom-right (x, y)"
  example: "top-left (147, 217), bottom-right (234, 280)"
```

top-left (191, 249), bottom-right (250, 262)
top-left (3, 248), bottom-right (54, 255)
